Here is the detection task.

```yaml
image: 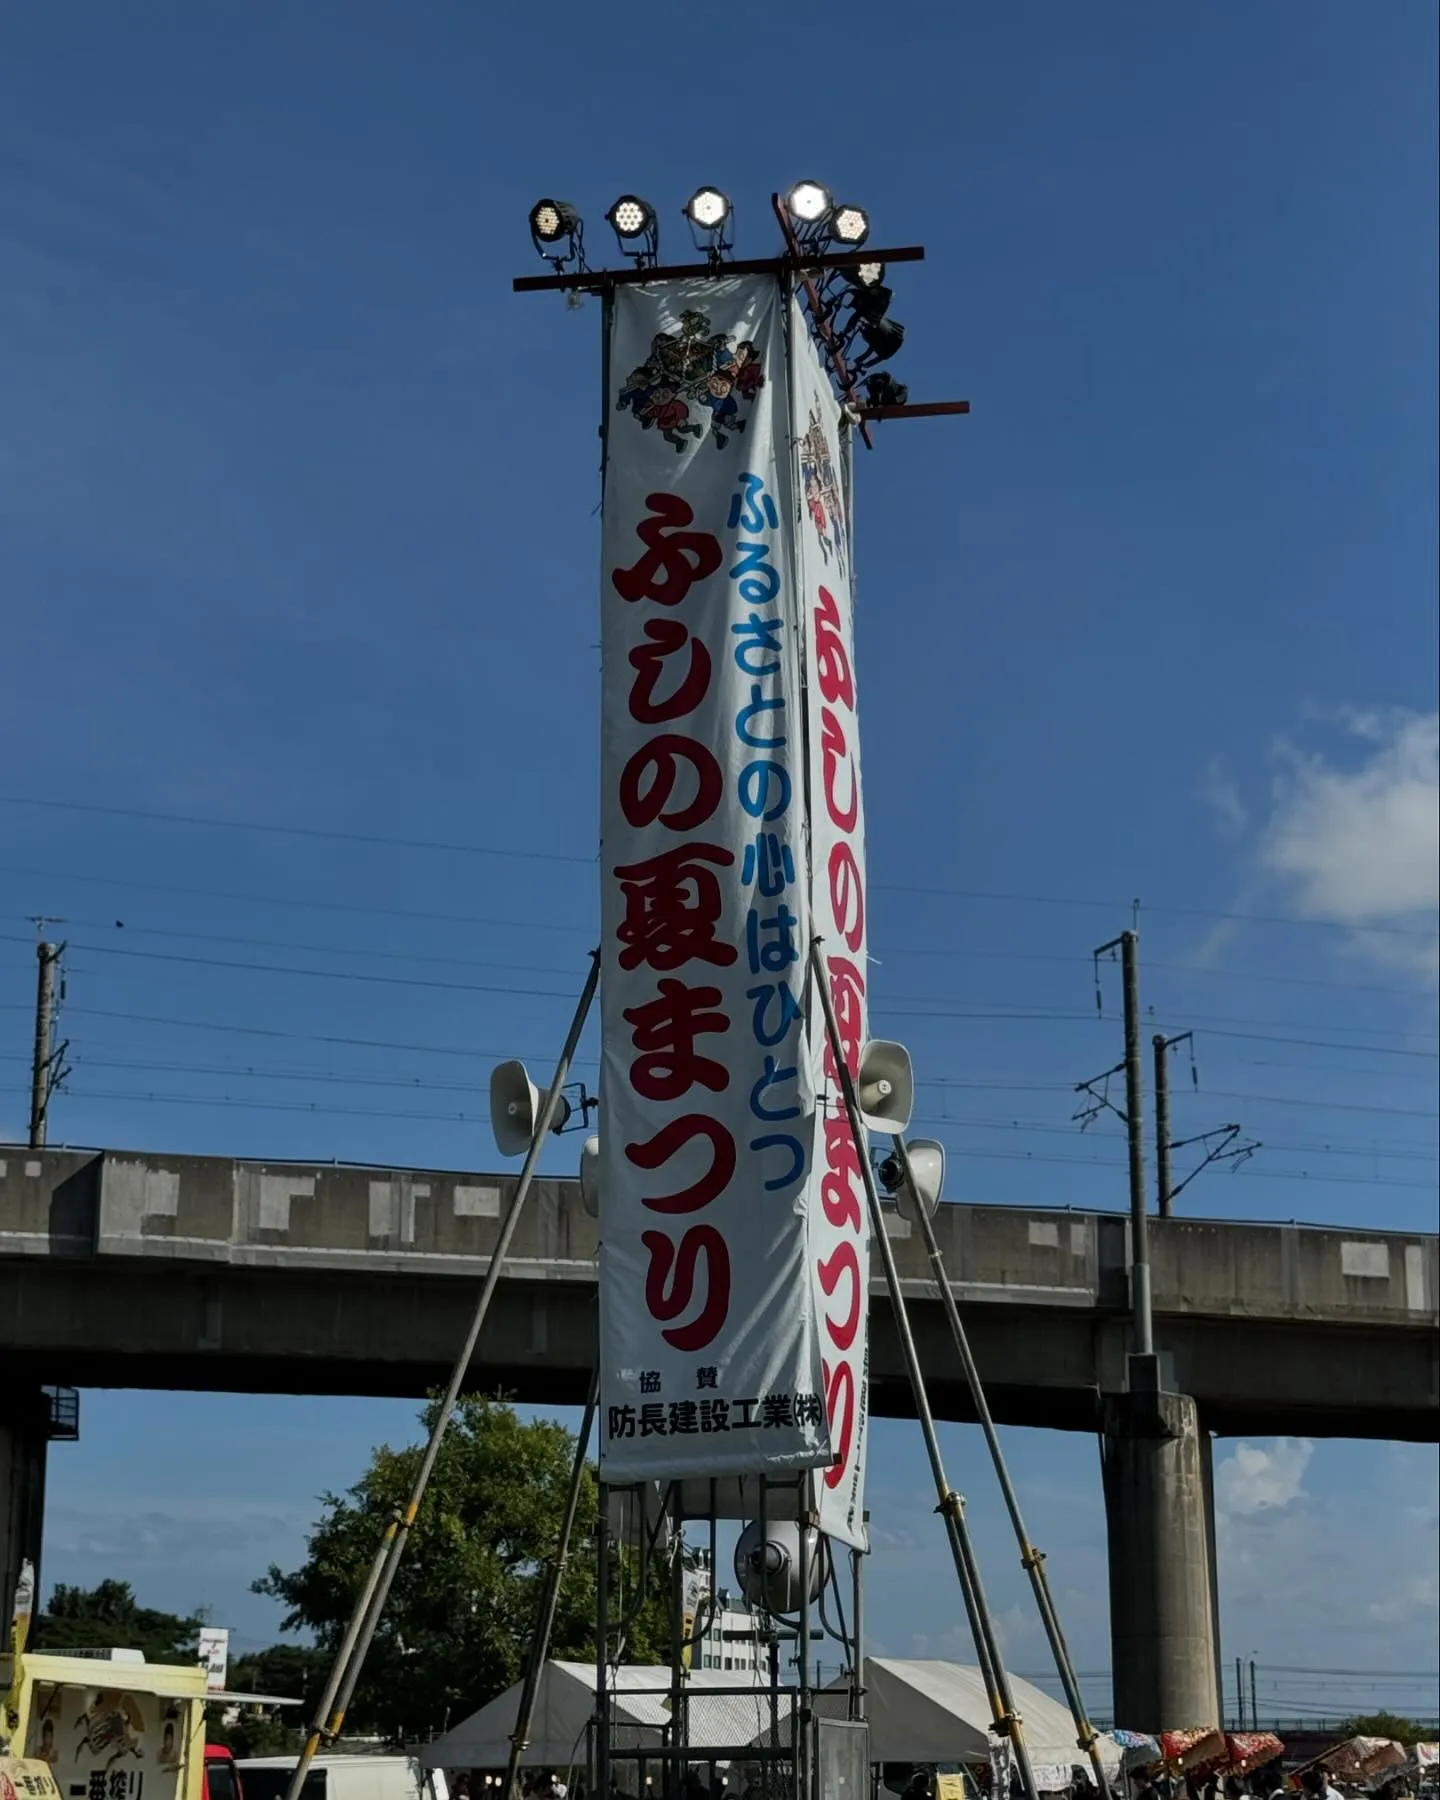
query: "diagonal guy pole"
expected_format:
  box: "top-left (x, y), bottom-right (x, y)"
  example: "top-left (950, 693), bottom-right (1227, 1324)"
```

top-left (808, 939), bottom-right (1040, 1800)
top-left (503, 1369), bottom-right (601, 1799)
top-left (282, 949), bottom-right (602, 1800)
top-left (887, 1133), bottom-right (1110, 1793)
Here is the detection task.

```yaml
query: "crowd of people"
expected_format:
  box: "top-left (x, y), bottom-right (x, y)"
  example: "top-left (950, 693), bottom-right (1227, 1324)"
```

top-left (455, 1758), bottom-right (1426, 1800)
top-left (1131, 1765), bottom-right (1421, 1800)
top-left (885, 1763), bottom-right (1425, 1800)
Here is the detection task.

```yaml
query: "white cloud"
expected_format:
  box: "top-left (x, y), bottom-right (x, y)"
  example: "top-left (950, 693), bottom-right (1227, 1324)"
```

top-left (1258, 710), bottom-right (1439, 976)
top-left (1200, 759), bottom-right (1249, 835)
top-left (1216, 1441), bottom-right (1440, 1693)
top-left (1366, 1568), bottom-right (1438, 1624)
top-left (1216, 1437), bottom-right (1313, 1515)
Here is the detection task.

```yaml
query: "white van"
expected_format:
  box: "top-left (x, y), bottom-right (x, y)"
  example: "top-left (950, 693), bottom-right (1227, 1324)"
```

top-left (237, 1756), bottom-right (448, 1800)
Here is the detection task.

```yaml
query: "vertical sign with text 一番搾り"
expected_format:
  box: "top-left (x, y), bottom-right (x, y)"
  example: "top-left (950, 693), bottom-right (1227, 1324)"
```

top-left (598, 277), bottom-right (832, 1481)
top-left (791, 300), bottom-right (871, 1551)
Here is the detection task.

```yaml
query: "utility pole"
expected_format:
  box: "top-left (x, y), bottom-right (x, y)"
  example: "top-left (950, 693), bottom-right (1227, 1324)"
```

top-left (1153, 1032), bottom-right (1175, 1218)
top-left (1119, 930), bottom-right (1151, 1357)
top-left (27, 935), bottom-right (67, 1149)
top-left (1090, 931), bottom-right (1153, 1359)
top-left (1249, 1657), bottom-right (1259, 1732)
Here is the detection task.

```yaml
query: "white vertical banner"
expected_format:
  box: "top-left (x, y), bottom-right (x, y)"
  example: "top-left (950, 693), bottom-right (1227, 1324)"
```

top-left (792, 300), bottom-right (872, 1550)
top-left (598, 277), bottom-right (832, 1481)
top-left (198, 1626), bottom-right (230, 1694)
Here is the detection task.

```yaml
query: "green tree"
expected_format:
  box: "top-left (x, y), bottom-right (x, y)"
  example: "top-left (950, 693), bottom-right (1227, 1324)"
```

top-left (1339, 1714), bottom-right (1426, 1745)
top-left (254, 1395), bottom-right (670, 1742)
top-left (33, 1581), bottom-right (203, 1662)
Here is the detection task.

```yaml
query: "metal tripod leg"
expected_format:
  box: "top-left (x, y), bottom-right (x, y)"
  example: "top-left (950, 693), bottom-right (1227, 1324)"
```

top-left (504, 1369), bottom-right (601, 1798)
top-left (808, 940), bottom-right (1039, 1800)
top-left (282, 950), bottom-right (602, 1800)
top-left (889, 1134), bottom-right (1110, 1794)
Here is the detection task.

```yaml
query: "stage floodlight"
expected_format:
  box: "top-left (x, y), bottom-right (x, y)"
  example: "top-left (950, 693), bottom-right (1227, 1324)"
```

top-left (849, 281), bottom-right (893, 324)
top-left (686, 186), bottom-right (731, 231)
top-left (850, 260), bottom-right (885, 288)
top-left (608, 194), bottom-right (655, 239)
top-left (607, 193), bottom-right (659, 266)
top-left (684, 185), bottom-right (734, 264)
top-left (785, 180), bottom-right (832, 226)
top-left (864, 372), bottom-right (910, 408)
top-left (856, 316), bottom-right (905, 366)
top-left (830, 204), bottom-right (869, 246)
top-left (528, 198), bottom-right (583, 269)
top-left (530, 198), bottom-right (578, 244)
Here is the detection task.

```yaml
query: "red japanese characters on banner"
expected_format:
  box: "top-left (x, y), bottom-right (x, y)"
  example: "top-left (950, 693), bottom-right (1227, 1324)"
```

top-left (792, 302), bottom-right (872, 1551)
top-left (598, 278), bottom-right (831, 1482)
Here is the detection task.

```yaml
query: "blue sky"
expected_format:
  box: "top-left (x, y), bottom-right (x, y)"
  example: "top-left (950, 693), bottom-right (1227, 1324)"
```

top-left (2, 0), bottom-right (1436, 1725)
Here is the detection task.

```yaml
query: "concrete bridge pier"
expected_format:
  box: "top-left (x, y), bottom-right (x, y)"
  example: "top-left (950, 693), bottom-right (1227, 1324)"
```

top-left (0, 1387), bottom-right (77, 1644)
top-left (1102, 1377), bottom-right (1221, 1731)
top-left (0, 1389), bottom-right (50, 1642)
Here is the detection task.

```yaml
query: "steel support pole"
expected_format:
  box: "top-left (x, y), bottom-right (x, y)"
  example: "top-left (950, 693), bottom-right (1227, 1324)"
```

top-left (1153, 1035), bottom-right (1174, 1219)
top-left (850, 1515), bottom-right (867, 1722)
top-left (888, 1135), bottom-right (1108, 1792)
top-left (596, 1485), bottom-right (611, 1800)
top-left (28, 942), bottom-right (59, 1149)
top-left (670, 1508), bottom-right (687, 1788)
top-left (809, 941), bottom-right (1039, 1800)
top-left (1120, 931), bottom-right (1153, 1357)
top-left (504, 1371), bottom-right (601, 1798)
top-left (282, 951), bottom-right (601, 1800)
top-left (797, 1475), bottom-right (813, 1800)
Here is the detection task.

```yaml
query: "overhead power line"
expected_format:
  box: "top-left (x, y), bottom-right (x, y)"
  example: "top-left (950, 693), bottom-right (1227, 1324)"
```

top-left (0, 933), bottom-right (583, 1003)
top-left (5, 795), bottom-right (1436, 938)
top-left (5, 933), bottom-right (1431, 1061)
top-left (6, 1052), bottom-right (1431, 1165)
top-left (42, 1085), bottom-right (1437, 1190)
top-left (0, 794), bottom-right (595, 866)
top-left (0, 861), bottom-right (594, 937)
top-left (10, 915), bottom-right (590, 982)
top-left (4, 887), bottom-right (1428, 1000)
top-left (876, 877), bottom-right (1439, 939)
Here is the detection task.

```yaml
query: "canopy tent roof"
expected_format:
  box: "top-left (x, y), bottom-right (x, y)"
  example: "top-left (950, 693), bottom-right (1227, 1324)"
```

top-left (832, 1660), bottom-right (1121, 1776)
top-left (418, 1662), bottom-right (793, 1770)
top-left (419, 1657), bottom-right (1118, 1780)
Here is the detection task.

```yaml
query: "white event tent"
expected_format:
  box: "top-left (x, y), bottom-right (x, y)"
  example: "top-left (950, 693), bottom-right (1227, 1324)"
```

top-left (417, 1661), bottom-right (792, 1771)
top-left (419, 1657), bottom-right (1118, 1787)
top-left (835, 1661), bottom-right (1120, 1785)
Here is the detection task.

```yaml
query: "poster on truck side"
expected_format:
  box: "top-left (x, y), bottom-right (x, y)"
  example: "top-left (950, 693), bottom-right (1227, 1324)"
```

top-left (26, 1684), bottom-right (183, 1800)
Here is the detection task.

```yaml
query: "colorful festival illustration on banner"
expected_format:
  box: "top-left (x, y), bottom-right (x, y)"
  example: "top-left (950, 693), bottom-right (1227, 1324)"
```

top-left (799, 403), bottom-right (848, 576)
top-left (615, 307), bottom-right (767, 452)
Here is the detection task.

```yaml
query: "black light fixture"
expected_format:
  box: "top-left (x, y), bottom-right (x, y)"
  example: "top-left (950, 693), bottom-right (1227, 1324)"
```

top-left (864, 372), bottom-right (909, 408)
top-left (684, 186), bottom-right (734, 264)
top-left (848, 282), bottom-right (894, 324)
top-left (853, 317), bottom-right (906, 368)
top-left (528, 198), bottom-right (583, 269)
top-left (849, 260), bottom-right (885, 288)
top-left (607, 194), bottom-right (659, 267)
top-left (829, 204), bottom-right (869, 247)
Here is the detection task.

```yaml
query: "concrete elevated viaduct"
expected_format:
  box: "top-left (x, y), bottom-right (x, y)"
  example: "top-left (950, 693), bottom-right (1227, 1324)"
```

top-left (2, 1146), bottom-right (1435, 1726)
